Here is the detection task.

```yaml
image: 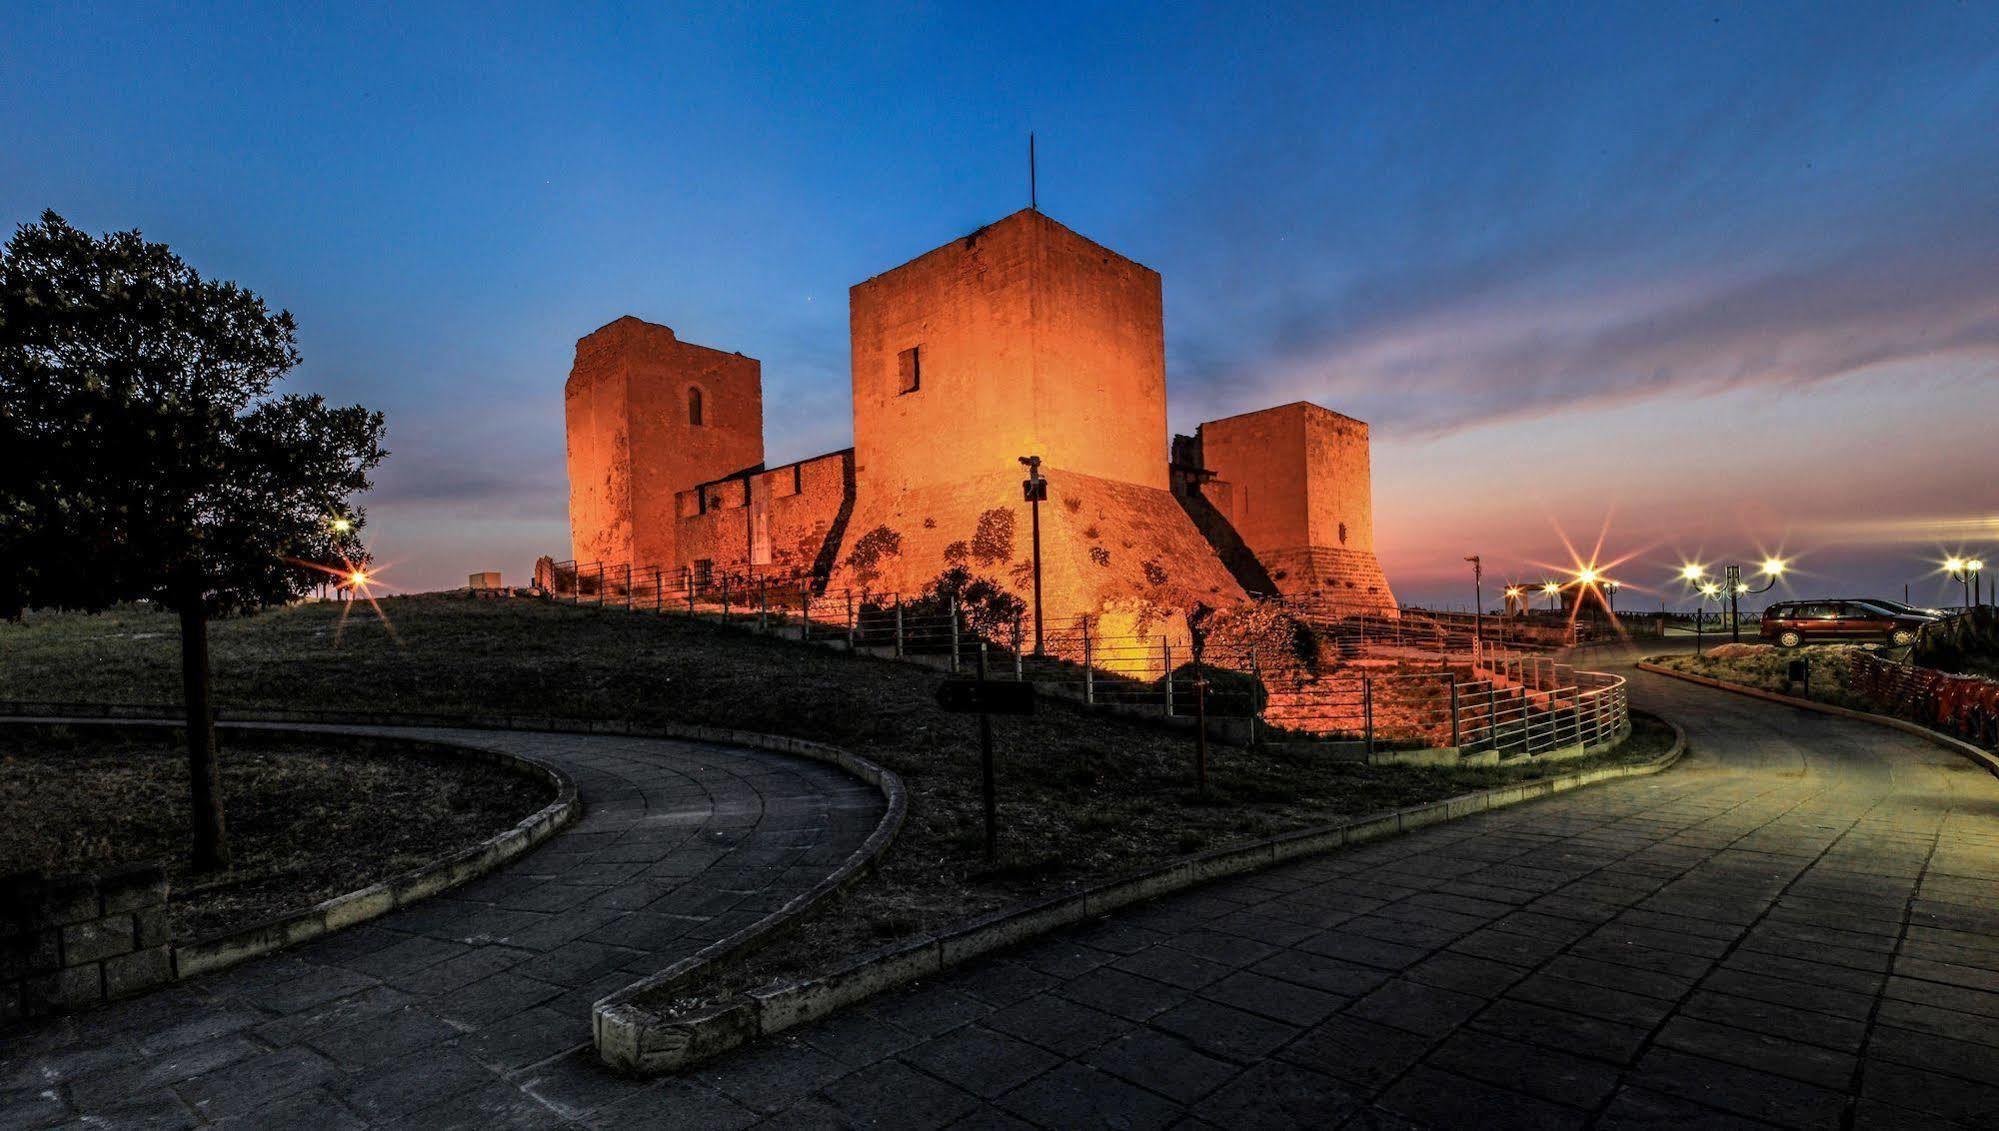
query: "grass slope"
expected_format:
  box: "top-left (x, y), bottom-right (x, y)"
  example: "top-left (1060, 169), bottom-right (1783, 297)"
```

top-left (1, 597), bottom-right (1667, 965)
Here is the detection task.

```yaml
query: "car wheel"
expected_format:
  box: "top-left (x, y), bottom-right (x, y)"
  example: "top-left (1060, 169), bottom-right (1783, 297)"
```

top-left (1890, 629), bottom-right (1915, 647)
top-left (1776, 631), bottom-right (1803, 649)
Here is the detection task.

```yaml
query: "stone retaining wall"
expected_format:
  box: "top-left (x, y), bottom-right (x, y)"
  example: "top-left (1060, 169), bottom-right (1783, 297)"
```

top-left (1, 861), bottom-right (172, 1024)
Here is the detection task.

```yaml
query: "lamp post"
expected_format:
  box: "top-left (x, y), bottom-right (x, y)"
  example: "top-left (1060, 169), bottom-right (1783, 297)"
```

top-left (1946, 557), bottom-right (1984, 610)
top-left (1541, 580), bottom-right (1561, 614)
top-left (1718, 557), bottom-right (1787, 643)
top-left (1019, 455), bottom-right (1047, 654)
top-left (1504, 586), bottom-right (1524, 618)
top-left (1694, 581), bottom-right (1721, 656)
top-left (1465, 555), bottom-right (1483, 653)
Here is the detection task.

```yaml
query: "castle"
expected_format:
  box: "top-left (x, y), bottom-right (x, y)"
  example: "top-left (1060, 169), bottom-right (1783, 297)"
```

top-left (564, 208), bottom-right (1395, 631)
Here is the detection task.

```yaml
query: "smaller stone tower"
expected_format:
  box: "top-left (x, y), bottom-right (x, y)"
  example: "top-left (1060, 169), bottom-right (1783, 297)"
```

top-left (1192, 402), bottom-right (1397, 611)
top-left (565, 316), bottom-right (764, 569)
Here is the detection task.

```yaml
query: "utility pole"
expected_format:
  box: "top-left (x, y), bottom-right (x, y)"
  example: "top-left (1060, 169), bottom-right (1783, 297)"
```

top-left (1020, 455), bottom-right (1047, 654)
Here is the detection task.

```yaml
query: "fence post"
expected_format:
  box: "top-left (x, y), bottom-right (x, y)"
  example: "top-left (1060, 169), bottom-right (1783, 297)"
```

top-left (595, 563), bottom-right (606, 607)
top-left (623, 564), bottom-right (633, 609)
top-left (846, 592), bottom-right (857, 651)
top-left (654, 571), bottom-right (664, 612)
top-left (894, 598), bottom-right (905, 658)
top-left (1249, 649), bottom-right (1262, 746)
top-left (1449, 675), bottom-right (1460, 749)
top-left (721, 575), bottom-right (731, 621)
top-left (1083, 619), bottom-right (1095, 705)
top-left (758, 582), bottom-right (768, 634)
top-left (1488, 683), bottom-right (1499, 753)
top-left (949, 596), bottom-right (961, 673)
top-left (1013, 615), bottom-right (1024, 679)
top-left (1363, 676), bottom-right (1375, 756)
top-left (1162, 639), bottom-right (1175, 717)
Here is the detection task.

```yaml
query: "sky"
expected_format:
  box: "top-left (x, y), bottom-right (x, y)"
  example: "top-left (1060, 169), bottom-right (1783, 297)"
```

top-left (5, 2), bottom-right (1997, 610)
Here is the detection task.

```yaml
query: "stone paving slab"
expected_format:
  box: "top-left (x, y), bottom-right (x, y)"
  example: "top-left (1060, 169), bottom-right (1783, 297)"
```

top-left (620, 653), bottom-right (1998, 1129)
top-left (0, 725), bottom-right (882, 1128)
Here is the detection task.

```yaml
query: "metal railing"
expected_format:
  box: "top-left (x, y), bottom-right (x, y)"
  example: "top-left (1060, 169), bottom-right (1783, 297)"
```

top-left (537, 557), bottom-right (1628, 758)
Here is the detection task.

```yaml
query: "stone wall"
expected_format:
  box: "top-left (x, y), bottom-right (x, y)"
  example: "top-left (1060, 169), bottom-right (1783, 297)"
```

top-left (674, 450), bottom-right (854, 582)
top-left (1, 862), bottom-right (171, 1024)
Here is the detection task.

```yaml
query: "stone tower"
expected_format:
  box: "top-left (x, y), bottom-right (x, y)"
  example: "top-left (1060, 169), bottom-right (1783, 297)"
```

top-left (1193, 402), bottom-right (1397, 610)
top-left (849, 208), bottom-right (1169, 497)
top-left (564, 316), bottom-right (764, 568)
top-left (830, 210), bottom-right (1244, 614)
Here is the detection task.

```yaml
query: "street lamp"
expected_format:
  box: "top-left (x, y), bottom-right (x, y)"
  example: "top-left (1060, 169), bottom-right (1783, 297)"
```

top-left (1946, 557), bottom-right (1984, 609)
top-left (1723, 557), bottom-right (1786, 644)
top-left (1541, 580), bottom-right (1561, 613)
top-left (1019, 455), bottom-right (1047, 654)
top-left (1603, 578), bottom-right (1620, 613)
top-left (1504, 585), bottom-right (1524, 617)
top-left (1465, 555), bottom-right (1483, 651)
top-left (1695, 581), bottom-right (1722, 655)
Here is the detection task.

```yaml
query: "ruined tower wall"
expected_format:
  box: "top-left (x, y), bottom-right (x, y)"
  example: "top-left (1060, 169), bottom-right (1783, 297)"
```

top-left (564, 316), bottom-right (763, 569)
top-left (849, 209), bottom-right (1167, 498)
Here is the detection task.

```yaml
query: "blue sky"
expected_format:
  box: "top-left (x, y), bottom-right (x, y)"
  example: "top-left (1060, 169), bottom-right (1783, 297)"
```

top-left (6, 3), bottom-right (1997, 605)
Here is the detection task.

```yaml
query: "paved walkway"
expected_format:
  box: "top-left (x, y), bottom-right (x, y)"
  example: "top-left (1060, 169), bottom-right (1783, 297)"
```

top-left (642, 653), bottom-right (1998, 1129)
top-left (0, 725), bottom-right (883, 1128)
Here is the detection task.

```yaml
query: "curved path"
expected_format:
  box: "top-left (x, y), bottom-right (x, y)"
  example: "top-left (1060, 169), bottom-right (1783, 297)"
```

top-left (0, 724), bottom-right (884, 1129)
top-left (648, 649), bottom-right (1996, 1130)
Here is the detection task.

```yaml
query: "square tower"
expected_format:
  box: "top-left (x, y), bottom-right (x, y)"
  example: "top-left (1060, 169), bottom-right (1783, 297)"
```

top-left (565, 316), bottom-right (764, 569)
top-left (1195, 402), bottom-right (1396, 609)
top-left (849, 209), bottom-right (1168, 496)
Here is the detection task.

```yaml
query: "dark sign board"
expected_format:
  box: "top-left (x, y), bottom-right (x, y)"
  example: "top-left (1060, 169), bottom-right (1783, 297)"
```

top-left (936, 678), bottom-right (1038, 716)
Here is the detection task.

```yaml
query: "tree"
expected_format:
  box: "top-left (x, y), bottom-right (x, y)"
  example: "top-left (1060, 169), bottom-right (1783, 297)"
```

top-left (0, 211), bottom-right (387, 871)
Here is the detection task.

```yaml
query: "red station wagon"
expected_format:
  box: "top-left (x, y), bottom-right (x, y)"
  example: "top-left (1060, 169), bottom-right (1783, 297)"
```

top-left (1760, 600), bottom-right (1934, 649)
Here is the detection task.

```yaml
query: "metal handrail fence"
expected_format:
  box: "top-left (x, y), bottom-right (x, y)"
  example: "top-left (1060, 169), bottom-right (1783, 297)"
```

top-left (539, 557), bottom-right (1628, 757)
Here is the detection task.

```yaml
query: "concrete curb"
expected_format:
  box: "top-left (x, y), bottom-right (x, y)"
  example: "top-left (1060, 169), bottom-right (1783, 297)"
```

top-left (0, 718), bottom-right (581, 981)
top-left (1636, 661), bottom-right (1999, 780)
top-left (592, 715), bottom-right (1685, 1076)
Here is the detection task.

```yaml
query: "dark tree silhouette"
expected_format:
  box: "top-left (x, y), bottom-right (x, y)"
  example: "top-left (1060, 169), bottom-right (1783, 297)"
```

top-left (0, 211), bottom-right (387, 871)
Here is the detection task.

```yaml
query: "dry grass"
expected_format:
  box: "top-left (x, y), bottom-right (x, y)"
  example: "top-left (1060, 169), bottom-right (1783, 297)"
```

top-left (0, 727), bottom-right (548, 939)
top-left (1648, 643), bottom-right (1872, 708)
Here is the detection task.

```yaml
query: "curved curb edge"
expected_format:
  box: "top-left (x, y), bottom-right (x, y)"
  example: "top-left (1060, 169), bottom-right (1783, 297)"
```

top-left (1636, 660), bottom-right (1999, 780)
top-left (595, 715), bottom-right (1684, 1077)
top-left (591, 729), bottom-right (907, 1074)
top-left (0, 718), bottom-right (582, 982)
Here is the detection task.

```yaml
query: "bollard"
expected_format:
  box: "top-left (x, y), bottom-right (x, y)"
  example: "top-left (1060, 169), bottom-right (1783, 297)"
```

top-left (1012, 614), bottom-right (1024, 679)
top-left (846, 592), bottom-right (857, 651)
top-left (894, 599), bottom-right (905, 658)
top-left (1162, 639), bottom-right (1175, 717)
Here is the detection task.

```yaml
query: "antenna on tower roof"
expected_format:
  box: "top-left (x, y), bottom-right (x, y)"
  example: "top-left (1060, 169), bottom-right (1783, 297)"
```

top-left (1029, 132), bottom-right (1037, 212)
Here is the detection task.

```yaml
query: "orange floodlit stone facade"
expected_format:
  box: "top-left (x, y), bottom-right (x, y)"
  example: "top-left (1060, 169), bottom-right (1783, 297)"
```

top-left (563, 208), bottom-right (1396, 625)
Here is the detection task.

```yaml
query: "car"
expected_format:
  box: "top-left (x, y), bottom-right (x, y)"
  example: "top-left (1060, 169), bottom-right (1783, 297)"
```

top-left (1760, 600), bottom-right (1932, 649)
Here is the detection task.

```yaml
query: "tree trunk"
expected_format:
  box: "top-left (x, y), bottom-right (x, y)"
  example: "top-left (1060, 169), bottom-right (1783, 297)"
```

top-left (177, 596), bottom-right (230, 872)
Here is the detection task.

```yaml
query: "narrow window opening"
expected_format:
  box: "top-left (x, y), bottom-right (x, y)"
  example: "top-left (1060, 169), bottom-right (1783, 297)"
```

top-left (688, 386), bottom-right (704, 426)
top-left (897, 347), bottom-right (921, 394)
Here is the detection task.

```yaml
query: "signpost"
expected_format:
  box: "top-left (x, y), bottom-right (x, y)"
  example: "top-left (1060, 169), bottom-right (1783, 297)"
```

top-left (935, 657), bottom-right (1037, 861)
